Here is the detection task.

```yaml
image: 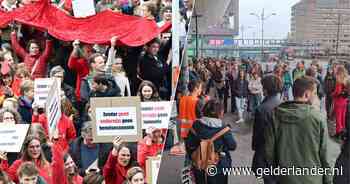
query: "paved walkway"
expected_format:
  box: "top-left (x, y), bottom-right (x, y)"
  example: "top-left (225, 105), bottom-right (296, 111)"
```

top-left (157, 112), bottom-right (341, 184)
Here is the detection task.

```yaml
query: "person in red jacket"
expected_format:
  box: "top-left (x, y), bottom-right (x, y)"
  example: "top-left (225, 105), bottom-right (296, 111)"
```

top-left (103, 137), bottom-right (136, 184)
top-left (137, 127), bottom-right (163, 170)
top-left (67, 40), bottom-right (91, 103)
top-left (32, 104), bottom-right (76, 152)
top-left (10, 30), bottom-right (53, 79)
top-left (332, 65), bottom-right (349, 136)
top-left (5, 135), bottom-right (53, 184)
top-left (62, 154), bottom-right (83, 184)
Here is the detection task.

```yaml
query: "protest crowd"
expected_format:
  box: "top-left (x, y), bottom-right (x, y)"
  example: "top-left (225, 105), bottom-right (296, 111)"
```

top-left (171, 56), bottom-right (349, 184)
top-left (0, 0), bottom-right (187, 183)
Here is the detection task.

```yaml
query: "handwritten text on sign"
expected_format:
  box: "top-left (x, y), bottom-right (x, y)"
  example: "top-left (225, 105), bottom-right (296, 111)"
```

top-left (95, 107), bottom-right (138, 136)
top-left (141, 101), bottom-right (171, 129)
top-left (45, 78), bottom-right (61, 138)
top-left (0, 124), bottom-right (29, 152)
top-left (34, 78), bottom-right (60, 106)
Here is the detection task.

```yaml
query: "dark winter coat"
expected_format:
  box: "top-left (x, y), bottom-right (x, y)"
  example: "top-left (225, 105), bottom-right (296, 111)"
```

top-left (231, 78), bottom-right (249, 98)
top-left (89, 76), bottom-right (121, 97)
top-left (265, 101), bottom-right (332, 184)
top-left (185, 117), bottom-right (236, 184)
top-left (68, 136), bottom-right (113, 176)
top-left (333, 97), bottom-right (350, 184)
top-left (324, 73), bottom-right (336, 96)
top-left (18, 96), bottom-right (32, 124)
top-left (139, 53), bottom-right (168, 90)
top-left (251, 95), bottom-right (282, 182)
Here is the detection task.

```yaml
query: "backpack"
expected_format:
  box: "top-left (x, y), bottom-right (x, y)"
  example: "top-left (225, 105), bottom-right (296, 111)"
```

top-left (190, 126), bottom-right (231, 171)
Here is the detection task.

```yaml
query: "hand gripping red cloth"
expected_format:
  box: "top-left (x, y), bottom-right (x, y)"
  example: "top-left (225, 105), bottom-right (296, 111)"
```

top-left (0, 0), bottom-right (171, 46)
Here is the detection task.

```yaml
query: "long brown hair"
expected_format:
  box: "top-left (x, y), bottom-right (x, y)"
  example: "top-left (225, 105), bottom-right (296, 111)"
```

top-left (336, 65), bottom-right (348, 84)
top-left (137, 80), bottom-right (160, 101)
top-left (21, 135), bottom-right (49, 168)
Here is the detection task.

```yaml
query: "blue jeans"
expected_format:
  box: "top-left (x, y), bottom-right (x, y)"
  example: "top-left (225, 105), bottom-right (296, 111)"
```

top-left (235, 97), bottom-right (247, 119)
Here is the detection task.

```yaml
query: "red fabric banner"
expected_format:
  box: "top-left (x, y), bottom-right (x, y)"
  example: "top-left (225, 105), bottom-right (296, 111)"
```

top-left (0, 1), bottom-right (171, 46)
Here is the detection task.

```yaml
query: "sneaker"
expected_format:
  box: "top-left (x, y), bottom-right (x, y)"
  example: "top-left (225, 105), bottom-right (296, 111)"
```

top-left (236, 118), bottom-right (244, 124)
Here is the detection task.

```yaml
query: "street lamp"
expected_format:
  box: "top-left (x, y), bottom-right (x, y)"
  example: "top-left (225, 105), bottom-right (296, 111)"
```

top-left (192, 7), bottom-right (202, 58)
top-left (250, 8), bottom-right (276, 61)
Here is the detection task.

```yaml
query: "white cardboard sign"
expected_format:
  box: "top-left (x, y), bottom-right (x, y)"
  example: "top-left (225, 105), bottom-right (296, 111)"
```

top-left (141, 101), bottom-right (172, 129)
top-left (91, 97), bottom-right (142, 143)
top-left (34, 78), bottom-right (60, 107)
top-left (72, 0), bottom-right (96, 18)
top-left (0, 124), bottom-right (30, 152)
top-left (46, 78), bottom-right (61, 137)
top-left (95, 107), bottom-right (138, 136)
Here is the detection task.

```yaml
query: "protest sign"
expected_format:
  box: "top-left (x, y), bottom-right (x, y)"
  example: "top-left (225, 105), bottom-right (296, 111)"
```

top-left (146, 156), bottom-right (161, 184)
top-left (0, 124), bottom-right (30, 152)
top-left (34, 78), bottom-right (61, 107)
top-left (91, 97), bottom-right (142, 143)
top-left (141, 101), bottom-right (172, 129)
top-left (72, 0), bottom-right (96, 18)
top-left (46, 78), bottom-right (61, 138)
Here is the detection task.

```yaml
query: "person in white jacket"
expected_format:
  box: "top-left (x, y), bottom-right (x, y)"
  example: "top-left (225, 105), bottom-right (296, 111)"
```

top-left (248, 72), bottom-right (263, 112)
top-left (105, 36), bottom-right (131, 96)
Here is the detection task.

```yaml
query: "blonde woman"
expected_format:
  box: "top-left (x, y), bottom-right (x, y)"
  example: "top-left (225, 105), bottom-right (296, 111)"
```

top-left (124, 167), bottom-right (145, 184)
top-left (332, 65), bottom-right (349, 136)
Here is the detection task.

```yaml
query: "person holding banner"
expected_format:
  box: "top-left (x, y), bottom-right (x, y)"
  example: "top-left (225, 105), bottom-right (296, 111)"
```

top-left (103, 137), bottom-right (137, 184)
top-left (10, 30), bottom-right (53, 79)
top-left (105, 36), bottom-right (131, 97)
top-left (137, 127), bottom-right (163, 171)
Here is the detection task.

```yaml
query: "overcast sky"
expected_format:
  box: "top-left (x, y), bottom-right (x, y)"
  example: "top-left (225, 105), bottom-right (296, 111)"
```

top-left (239, 0), bottom-right (300, 39)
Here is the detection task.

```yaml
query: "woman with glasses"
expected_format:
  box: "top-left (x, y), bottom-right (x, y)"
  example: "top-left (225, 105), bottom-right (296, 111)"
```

top-left (0, 107), bottom-right (21, 124)
top-left (0, 108), bottom-right (22, 167)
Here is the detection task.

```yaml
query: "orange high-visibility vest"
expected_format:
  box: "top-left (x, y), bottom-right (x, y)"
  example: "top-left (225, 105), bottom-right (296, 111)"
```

top-left (178, 95), bottom-right (198, 139)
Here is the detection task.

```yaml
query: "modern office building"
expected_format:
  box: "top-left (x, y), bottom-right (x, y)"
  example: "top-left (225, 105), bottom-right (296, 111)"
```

top-left (290, 0), bottom-right (350, 55)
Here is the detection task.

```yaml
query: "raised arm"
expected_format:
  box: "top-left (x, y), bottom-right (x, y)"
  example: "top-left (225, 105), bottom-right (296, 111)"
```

top-left (68, 40), bottom-right (82, 71)
top-left (41, 35), bottom-right (54, 62)
top-left (10, 31), bottom-right (27, 59)
top-left (105, 36), bottom-right (118, 76)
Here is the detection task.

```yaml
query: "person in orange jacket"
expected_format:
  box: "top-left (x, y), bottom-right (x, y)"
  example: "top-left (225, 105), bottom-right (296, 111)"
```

top-left (137, 127), bottom-right (163, 170)
top-left (178, 80), bottom-right (203, 139)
